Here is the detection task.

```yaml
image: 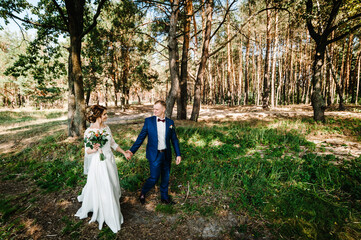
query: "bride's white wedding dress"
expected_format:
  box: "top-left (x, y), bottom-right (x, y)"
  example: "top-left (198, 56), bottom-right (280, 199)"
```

top-left (75, 125), bottom-right (123, 233)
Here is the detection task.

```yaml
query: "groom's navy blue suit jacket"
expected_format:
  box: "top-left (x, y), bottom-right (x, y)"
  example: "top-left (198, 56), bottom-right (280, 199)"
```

top-left (130, 116), bottom-right (181, 162)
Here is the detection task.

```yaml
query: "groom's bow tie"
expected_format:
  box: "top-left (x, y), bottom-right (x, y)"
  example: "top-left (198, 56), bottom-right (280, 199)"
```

top-left (158, 118), bottom-right (165, 123)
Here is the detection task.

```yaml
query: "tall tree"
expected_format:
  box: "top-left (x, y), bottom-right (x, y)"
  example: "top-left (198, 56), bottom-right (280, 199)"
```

top-left (178, 0), bottom-right (193, 120)
top-left (262, 1), bottom-right (271, 110)
top-left (305, 0), bottom-right (361, 121)
top-left (1, 0), bottom-right (107, 136)
top-left (190, 0), bottom-right (213, 121)
top-left (166, 0), bottom-right (180, 118)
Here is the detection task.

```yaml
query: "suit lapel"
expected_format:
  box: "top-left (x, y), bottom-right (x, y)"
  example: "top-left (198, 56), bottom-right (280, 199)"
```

top-left (165, 117), bottom-right (170, 141)
top-left (152, 116), bottom-right (158, 141)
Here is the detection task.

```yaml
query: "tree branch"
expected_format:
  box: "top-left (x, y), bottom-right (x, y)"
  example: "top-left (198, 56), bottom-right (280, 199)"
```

top-left (306, 0), bottom-right (320, 43)
top-left (210, 0), bottom-right (237, 40)
top-left (327, 12), bottom-right (361, 34)
top-left (323, 0), bottom-right (341, 34)
top-left (135, 0), bottom-right (172, 7)
top-left (4, 11), bottom-right (67, 32)
top-left (134, 31), bottom-right (168, 50)
top-left (52, 0), bottom-right (68, 29)
top-left (208, 32), bottom-right (237, 57)
top-left (81, 0), bottom-right (107, 39)
top-left (209, 6), bottom-right (291, 58)
top-left (327, 22), bottom-right (361, 44)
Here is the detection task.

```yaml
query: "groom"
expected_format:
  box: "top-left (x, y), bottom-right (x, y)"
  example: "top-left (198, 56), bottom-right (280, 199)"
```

top-left (127, 100), bottom-right (181, 205)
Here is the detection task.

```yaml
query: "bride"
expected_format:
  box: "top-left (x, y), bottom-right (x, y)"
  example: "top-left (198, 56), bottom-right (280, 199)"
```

top-left (75, 105), bottom-right (130, 233)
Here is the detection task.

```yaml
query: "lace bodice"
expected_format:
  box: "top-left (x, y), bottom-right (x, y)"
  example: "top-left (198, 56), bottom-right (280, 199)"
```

top-left (83, 125), bottom-right (119, 174)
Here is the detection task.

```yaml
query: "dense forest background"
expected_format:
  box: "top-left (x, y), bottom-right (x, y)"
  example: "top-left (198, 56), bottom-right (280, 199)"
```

top-left (1, 0), bottom-right (361, 134)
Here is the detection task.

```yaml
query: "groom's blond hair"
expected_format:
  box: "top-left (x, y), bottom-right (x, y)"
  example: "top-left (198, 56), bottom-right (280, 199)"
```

top-left (154, 100), bottom-right (166, 108)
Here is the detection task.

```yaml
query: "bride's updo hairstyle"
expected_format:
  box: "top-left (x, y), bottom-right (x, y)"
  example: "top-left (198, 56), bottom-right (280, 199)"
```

top-left (86, 105), bottom-right (107, 123)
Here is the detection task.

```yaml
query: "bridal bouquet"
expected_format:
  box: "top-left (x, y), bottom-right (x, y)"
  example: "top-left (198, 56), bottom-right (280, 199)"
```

top-left (84, 130), bottom-right (109, 161)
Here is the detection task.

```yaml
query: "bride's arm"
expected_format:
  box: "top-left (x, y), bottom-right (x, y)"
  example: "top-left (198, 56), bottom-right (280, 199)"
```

top-left (115, 146), bottom-right (126, 155)
top-left (107, 126), bottom-right (129, 158)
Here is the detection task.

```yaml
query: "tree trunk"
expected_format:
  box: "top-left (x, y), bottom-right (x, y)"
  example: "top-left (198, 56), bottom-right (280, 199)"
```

top-left (256, 35), bottom-right (262, 106)
top-left (166, 0), bottom-right (180, 118)
top-left (226, 0), bottom-right (233, 106)
top-left (238, 41), bottom-right (243, 105)
top-left (190, 0), bottom-right (213, 122)
top-left (244, 26), bottom-right (250, 105)
top-left (262, 6), bottom-right (271, 110)
top-left (271, 11), bottom-right (278, 107)
top-left (311, 43), bottom-right (327, 121)
top-left (276, 58), bottom-right (283, 106)
top-left (356, 53), bottom-right (361, 105)
top-left (64, 0), bottom-right (105, 137)
top-left (326, 47), bottom-right (346, 110)
top-left (66, 0), bottom-right (86, 137)
top-left (121, 48), bottom-right (130, 108)
top-left (345, 34), bottom-right (354, 101)
top-left (177, 0), bottom-right (192, 119)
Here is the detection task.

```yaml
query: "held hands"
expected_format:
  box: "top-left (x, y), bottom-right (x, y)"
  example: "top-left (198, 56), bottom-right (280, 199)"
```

top-left (124, 150), bottom-right (133, 160)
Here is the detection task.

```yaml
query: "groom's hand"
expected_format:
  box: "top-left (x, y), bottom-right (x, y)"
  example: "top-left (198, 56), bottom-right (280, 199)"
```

top-left (176, 156), bottom-right (181, 165)
top-left (124, 152), bottom-right (131, 160)
top-left (125, 150), bottom-right (133, 160)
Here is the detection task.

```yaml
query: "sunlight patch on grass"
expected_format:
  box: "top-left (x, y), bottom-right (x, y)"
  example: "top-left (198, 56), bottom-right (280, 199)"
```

top-left (187, 134), bottom-right (207, 147)
top-left (209, 139), bottom-right (225, 147)
top-left (0, 109), bottom-right (66, 129)
top-left (22, 218), bottom-right (42, 237)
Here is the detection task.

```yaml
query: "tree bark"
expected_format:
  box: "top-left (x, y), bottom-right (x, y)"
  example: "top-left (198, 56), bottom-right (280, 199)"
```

top-left (244, 26), bottom-right (250, 105)
top-left (190, 0), bottom-right (213, 122)
top-left (262, 5), bottom-right (271, 110)
top-left (67, 47), bottom-right (77, 137)
top-left (177, 0), bottom-right (193, 120)
top-left (66, 0), bottom-right (86, 137)
top-left (326, 47), bottom-right (346, 110)
top-left (271, 11), bottom-right (278, 107)
top-left (226, 0), bottom-right (233, 106)
top-left (345, 34), bottom-right (354, 100)
top-left (166, 0), bottom-right (180, 118)
top-left (356, 52), bottom-right (361, 105)
top-left (311, 42), bottom-right (327, 121)
top-left (238, 41), bottom-right (243, 105)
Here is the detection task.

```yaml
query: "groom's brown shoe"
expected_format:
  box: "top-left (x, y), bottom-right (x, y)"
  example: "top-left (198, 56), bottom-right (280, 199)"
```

top-left (161, 198), bottom-right (176, 205)
top-left (139, 194), bottom-right (145, 205)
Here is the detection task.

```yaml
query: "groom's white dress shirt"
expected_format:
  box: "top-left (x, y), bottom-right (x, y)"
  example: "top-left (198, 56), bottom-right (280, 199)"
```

top-left (157, 117), bottom-right (166, 150)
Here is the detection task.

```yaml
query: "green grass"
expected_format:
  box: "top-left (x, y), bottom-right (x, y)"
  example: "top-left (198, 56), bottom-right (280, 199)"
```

top-left (0, 109), bottom-right (66, 125)
top-left (156, 204), bottom-right (177, 214)
top-left (1, 112), bottom-right (361, 239)
top-left (61, 216), bottom-right (82, 239)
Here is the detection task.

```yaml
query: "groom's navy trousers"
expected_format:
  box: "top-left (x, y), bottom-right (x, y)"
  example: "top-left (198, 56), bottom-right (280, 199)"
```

top-left (129, 116), bottom-right (181, 200)
top-left (142, 151), bottom-right (171, 199)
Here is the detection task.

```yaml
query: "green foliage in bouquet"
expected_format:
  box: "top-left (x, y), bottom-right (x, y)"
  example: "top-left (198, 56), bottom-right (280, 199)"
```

top-left (84, 130), bottom-right (109, 161)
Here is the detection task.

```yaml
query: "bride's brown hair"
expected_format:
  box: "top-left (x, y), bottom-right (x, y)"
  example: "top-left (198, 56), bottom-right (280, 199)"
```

top-left (86, 105), bottom-right (107, 123)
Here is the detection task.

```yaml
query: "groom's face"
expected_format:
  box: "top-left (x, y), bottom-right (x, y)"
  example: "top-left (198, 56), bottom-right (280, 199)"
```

top-left (153, 103), bottom-right (165, 118)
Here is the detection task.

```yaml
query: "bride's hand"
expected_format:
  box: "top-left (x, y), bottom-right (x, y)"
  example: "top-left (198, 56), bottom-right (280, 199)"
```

top-left (93, 143), bottom-right (100, 151)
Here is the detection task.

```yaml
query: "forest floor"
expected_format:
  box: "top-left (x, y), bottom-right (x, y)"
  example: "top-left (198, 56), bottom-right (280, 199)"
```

top-left (1, 104), bottom-right (361, 239)
top-left (108, 103), bottom-right (361, 160)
